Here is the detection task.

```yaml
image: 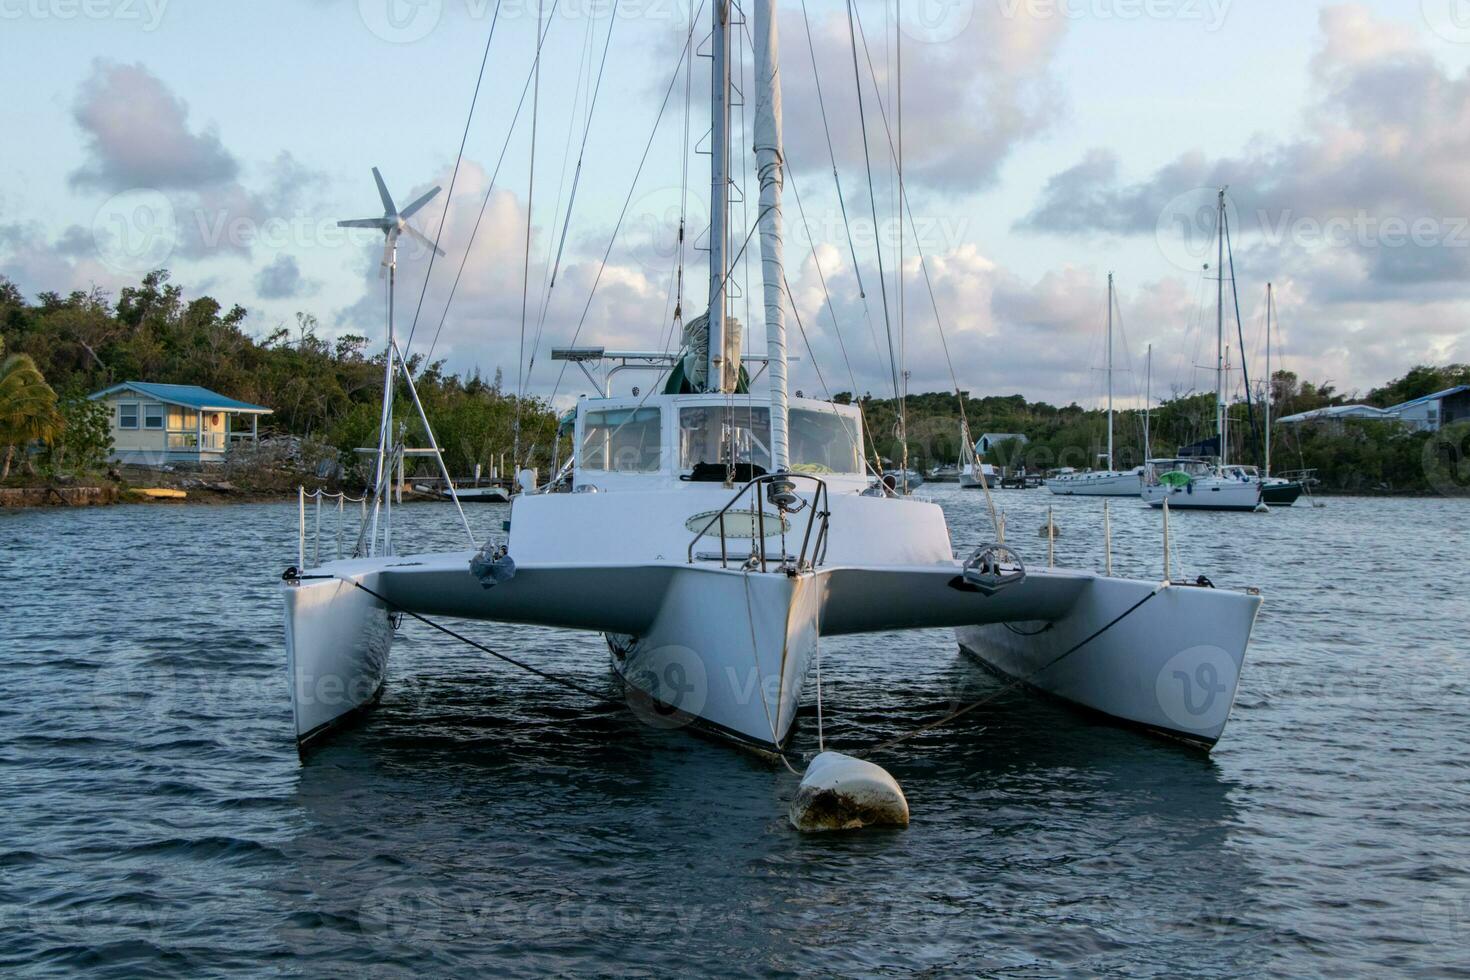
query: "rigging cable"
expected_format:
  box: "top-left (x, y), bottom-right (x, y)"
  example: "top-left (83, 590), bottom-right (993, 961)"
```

top-left (797, 0), bottom-right (886, 380)
top-left (548, 0), bottom-right (709, 405)
top-left (847, 4), bottom-right (1005, 531)
top-left (1223, 204), bottom-right (1263, 467)
top-left (420, 2), bottom-right (562, 371)
top-left (402, 0), bottom-right (505, 360)
top-left (525, 3), bottom-right (622, 391)
top-left (843, 0), bottom-right (902, 416)
top-left (514, 0), bottom-right (547, 472)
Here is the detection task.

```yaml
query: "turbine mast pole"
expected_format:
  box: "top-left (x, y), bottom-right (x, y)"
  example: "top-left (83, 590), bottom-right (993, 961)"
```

top-left (369, 240), bottom-right (396, 556)
top-left (707, 0), bottom-right (733, 391)
top-left (753, 0), bottom-right (788, 470)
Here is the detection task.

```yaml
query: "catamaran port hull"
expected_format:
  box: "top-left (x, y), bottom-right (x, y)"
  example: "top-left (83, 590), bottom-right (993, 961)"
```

top-left (283, 570), bottom-right (394, 753)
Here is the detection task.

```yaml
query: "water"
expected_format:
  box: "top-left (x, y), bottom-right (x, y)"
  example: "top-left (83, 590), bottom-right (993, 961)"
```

top-left (2, 490), bottom-right (1468, 977)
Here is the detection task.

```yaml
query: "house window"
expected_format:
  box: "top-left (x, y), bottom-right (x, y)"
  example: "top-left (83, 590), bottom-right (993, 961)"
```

top-left (119, 403), bottom-right (139, 429)
top-left (143, 404), bottom-right (164, 430)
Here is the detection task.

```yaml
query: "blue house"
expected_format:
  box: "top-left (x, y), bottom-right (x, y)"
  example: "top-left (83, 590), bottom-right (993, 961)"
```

top-left (90, 382), bottom-right (273, 465)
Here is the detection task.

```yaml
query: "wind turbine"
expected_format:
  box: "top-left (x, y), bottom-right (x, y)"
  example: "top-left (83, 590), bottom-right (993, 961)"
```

top-left (339, 167), bottom-right (467, 556)
top-left (338, 166), bottom-right (446, 275)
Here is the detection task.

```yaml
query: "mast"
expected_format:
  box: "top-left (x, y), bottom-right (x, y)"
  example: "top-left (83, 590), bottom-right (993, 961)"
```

top-left (1265, 282), bottom-right (1274, 477)
top-left (752, 0), bottom-right (789, 470)
top-left (1106, 272), bottom-right (1114, 472)
top-left (1144, 343), bottom-right (1152, 461)
top-left (707, 0), bottom-right (733, 391)
top-left (368, 240), bottom-right (397, 556)
top-left (1216, 188), bottom-right (1227, 468)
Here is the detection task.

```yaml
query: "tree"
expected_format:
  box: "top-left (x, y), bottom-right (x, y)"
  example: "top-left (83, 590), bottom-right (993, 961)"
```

top-left (0, 338), bottom-right (65, 479)
top-left (41, 391), bottom-right (113, 477)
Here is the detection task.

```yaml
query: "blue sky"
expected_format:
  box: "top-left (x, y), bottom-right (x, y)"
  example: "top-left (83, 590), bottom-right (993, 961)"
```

top-left (4, 0), bottom-right (1469, 407)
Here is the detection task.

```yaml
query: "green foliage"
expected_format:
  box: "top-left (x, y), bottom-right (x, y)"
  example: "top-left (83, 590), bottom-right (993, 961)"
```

top-left (1367, 364), bottom-right (1470, 407)
top-left (0, 337), bottom-right (65, 480)
top-left (40, 390), bottom-right (113, 477)
top-left (0, 270), bottom-right (559, 482)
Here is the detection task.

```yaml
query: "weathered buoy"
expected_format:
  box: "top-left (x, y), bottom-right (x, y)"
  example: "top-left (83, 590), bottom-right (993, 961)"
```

top-left (789, 752), bottom-right (909, 832)
top-left (1038, 521), bottom-right (1060, 537)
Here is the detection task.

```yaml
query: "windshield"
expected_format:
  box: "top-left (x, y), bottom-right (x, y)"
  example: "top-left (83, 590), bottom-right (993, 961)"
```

top-left (580, 407), bottom-right (662, 472)
top-left (678, 405), bottom-right (862, 475)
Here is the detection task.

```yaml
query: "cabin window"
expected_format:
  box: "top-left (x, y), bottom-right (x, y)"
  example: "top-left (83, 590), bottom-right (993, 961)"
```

top-left (167, 406), bottom-right (198, 431)
top-left (580, 407), bottom-right (662, 473)
top-left (680, 406), bottom-right (772, 474)
top-left (143, 404), bottom-right (164, 430)
top-left (118, 403), bottom-right (139, 429)
top-left (789, 409), bottom-right (863, 475)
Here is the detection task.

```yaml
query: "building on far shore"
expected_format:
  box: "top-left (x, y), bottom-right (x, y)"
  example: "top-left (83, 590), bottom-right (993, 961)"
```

top-left (89, 382), bottom-right (272, 465)
top-left (975, 433), bottom-right (1029, 455)
top-left (1278, 386), bottom-right (1470, 434)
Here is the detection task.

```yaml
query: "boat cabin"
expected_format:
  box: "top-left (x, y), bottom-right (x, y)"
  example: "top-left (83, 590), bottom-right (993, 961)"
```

top-left (560, 392), bottom-right (870, 493)
top-left (90, 381), bottom-right (272, 466)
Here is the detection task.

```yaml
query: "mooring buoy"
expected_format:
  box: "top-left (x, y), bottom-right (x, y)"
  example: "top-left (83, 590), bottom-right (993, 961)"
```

top-left (789, 752), bottom-right (909, 832)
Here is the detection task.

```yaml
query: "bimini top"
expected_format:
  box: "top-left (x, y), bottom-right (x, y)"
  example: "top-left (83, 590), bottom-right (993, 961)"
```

top-left (89, 381), bottom-right (273, 415)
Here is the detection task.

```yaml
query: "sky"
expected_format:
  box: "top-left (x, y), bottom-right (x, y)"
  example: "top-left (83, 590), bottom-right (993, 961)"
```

top-left (3, 0), bottom-right (1470, 410)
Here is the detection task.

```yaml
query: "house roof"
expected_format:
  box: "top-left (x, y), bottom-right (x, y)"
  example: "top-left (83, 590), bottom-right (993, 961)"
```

top-left (1385, 385), bottom-right (1470, 413)
top-left (1276, 404), bottom-right (1391, 424)
top-left (89, 381), bottom-right (272, 414)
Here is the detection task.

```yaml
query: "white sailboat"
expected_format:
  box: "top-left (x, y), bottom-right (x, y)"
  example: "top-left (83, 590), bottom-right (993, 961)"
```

top-left (1046, 274), bottom-right (1144, 497)
top-left (283, 4), bottom-right (1262, 759)
top-left (1142, 190), bottom-right (1264, 513)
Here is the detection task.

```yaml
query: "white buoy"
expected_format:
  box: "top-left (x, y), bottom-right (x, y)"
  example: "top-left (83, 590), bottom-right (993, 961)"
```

top-left (789, 752), bottom-right (909, 832)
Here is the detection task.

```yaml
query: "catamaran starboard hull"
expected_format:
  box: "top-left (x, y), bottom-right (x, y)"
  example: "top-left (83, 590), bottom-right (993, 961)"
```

top-left (956, 577), bottom-right (1260, 747)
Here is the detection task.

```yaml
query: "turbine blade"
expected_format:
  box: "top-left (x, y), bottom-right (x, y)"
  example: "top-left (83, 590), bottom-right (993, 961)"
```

top-left (339, 218), bottom-right (390, 229)
top-left (399, 185), bottom-right (442, 220)
top-left (404, 223), bottom-right (446, 257)
top-left (372, 167), bottom-right (396, 216)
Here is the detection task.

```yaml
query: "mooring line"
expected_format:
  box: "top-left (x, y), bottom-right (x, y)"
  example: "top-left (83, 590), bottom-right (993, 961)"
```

top-left (853, 585), bottom-right (1166, 760)
top-left (347, 580), bottom-right (624, 709)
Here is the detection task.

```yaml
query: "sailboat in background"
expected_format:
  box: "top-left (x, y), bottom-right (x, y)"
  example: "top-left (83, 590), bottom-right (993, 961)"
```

top-left (1143, 189), bottom-right (1265, 512)
top-left (1046, 273), bottom-right (1144, 497)
top-left (1250, 284), bottom-right (1306, 506)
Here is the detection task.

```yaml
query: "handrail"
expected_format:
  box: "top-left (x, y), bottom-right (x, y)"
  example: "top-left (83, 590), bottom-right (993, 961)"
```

top-left (685, 473), bottom-right (830, 571)
top-left (298, 487), bottom-right (371, 570)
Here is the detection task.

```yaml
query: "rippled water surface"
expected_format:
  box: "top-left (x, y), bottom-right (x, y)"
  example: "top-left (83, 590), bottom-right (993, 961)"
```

top-left (3, 489), bottom-right (1469, 976)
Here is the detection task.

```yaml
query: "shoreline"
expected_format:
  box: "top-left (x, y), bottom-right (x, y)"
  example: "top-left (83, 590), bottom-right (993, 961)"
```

top-left (3, 483), bottom-right (1461, 509)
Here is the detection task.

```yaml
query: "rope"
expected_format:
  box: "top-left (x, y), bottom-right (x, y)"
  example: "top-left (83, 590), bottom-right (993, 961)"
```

top-left (854, 584), bottom-right (1165, 759)
top-left (420, 1), bottom-right (562, 371)
top-left (844, 0), bottom-right (901, 413)
top-left (513, 0), bottom-right (545, 474)
top-left (349, 580), bottom-right (625, 708)
top-left (401, 0), bottom-right (504, 359)
top-left (548, 0), bottom-right (707, 405)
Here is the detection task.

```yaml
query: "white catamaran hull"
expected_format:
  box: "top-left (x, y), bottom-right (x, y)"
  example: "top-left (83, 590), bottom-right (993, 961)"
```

top-left (284, 541), bottom-right (1262, 753)
top-left (956, 577), bottom-right (1260, 747)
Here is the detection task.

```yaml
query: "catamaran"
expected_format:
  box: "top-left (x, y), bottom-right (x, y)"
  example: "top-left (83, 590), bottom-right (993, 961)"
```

top-left (283, 2), bottom-right (1262, 768)
top-left (1046, 274), bottom-right (1144, 497)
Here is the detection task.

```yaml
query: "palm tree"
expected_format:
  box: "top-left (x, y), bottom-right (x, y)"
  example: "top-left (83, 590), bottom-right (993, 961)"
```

top-left (0, 338), bottom-right (65, 479)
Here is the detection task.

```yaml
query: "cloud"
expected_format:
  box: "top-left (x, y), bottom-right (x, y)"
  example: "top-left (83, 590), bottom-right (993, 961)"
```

top-left (778, 4), bottom-right (1066, 194)
top-left (69, 60), bottom-right (240, 193)
top-left (1017, 4), bottom-right (1470, 286)
top-left (255, 254), bottom-right (320, 300)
